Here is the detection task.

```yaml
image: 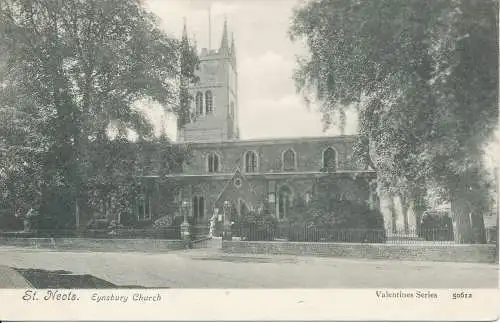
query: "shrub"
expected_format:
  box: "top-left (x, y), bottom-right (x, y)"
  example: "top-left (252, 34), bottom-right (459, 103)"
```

top-left (152, 215), bottom-right (175, 229)
top-left (420, 211), bottom-right (454, 241)
top-left (286, 199), bottom-right (386, 243)
top-left (0, 212), bottom-right (24, 232)
top-left (150, 215), bottom-right (182, 239)
top-left (237, 210), bottom-right (277, 241)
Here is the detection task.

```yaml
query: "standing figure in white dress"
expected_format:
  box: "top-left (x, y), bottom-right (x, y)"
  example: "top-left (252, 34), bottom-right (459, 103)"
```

top-left (209, 212), bottom-right (217, 238)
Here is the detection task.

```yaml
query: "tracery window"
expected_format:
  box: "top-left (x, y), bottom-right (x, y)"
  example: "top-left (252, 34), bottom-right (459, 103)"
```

top-left (244, 151), bottom-right (258, 173)
top-left (282, 148), bottom-right (296, 171)
top-left (323, 147), bottom-right (337, 171)
top-left (207, 153), bottom-right (220, 173)
top-left (195, 91), bottom-right (204, 115)
top-left (205, 90), bottom-right (213, 114)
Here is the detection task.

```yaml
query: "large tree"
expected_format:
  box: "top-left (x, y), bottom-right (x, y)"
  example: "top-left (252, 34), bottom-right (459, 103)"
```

top-left (290, 0), bottom-right (498, 243)
top-left (0, 0), bottom-right (196, 230)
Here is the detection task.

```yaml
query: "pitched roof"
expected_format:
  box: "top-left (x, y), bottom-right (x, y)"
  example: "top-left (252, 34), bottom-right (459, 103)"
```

top-left (213, 166), bottom-right (260, 209)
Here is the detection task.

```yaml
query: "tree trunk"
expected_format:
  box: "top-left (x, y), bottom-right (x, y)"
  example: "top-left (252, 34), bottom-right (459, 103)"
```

top-left (75, 200), bottom-right (80, 230)
top-left (450, 194), bottom-right (472, 243)
top-left (399, 193), bottom-right (410, 234)
top-left (450, 188), bottom-right (486, 244)
top-left (388, 193), bottom-right (397, 234)
top-left (411, 189), bottom-right (426, 236)
top-left (413, 204), bottom-right (425, 236)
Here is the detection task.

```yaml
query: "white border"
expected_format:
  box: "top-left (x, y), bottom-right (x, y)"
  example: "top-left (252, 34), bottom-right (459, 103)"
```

top-left (0, 288), bottom-right (498, 321)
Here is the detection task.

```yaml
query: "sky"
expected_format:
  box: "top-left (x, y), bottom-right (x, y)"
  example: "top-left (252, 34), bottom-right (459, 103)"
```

top-left (141, 0), bottom-right (358, 141)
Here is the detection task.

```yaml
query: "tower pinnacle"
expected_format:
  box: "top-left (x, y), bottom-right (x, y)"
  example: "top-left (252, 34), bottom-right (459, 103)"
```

top-left (231, 32), bottom-right (236, 55)
top-left (220, 17), bottom-right (229, 54)
top-left (182, 17), bottom-right (188, 39)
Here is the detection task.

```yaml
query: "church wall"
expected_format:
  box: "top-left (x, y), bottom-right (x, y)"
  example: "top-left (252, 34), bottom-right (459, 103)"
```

top-left (274, 178), bottom-right (315, 201)
top-left (257, 140), bottom-right (355, 172)
top-left (173, 177), bottom-right (316, 224)
top-left (149, 174), bottom-right (373, 226)
top-left (180, 137), bottom-right (363, 175)
top-left (175, 179), bottom-right (227, 223)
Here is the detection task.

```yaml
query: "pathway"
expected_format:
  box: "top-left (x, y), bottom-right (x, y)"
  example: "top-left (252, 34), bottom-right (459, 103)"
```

top-left (0, 245), bottom-right (496, 288)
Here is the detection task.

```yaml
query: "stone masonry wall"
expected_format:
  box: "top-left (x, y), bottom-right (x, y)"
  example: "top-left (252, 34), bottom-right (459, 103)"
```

top-left (181, 136), bottom-right (361, 175)
top-left (222, 240), bottom-right (497, 263)
top-left (0, 237), bottom-right (186, 253)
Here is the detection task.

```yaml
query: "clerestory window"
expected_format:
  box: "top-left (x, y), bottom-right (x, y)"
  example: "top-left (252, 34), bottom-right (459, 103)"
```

top-left (207, 152), bottom-right (220, 173)
top-left (282, 148), bottom-right (296, 171)
top-left (322, 147), bottom-right (337, 172)
top-left (205, 90), bottom-right (213, 114)
top-left (195, 91), bottom-right (204, 115)
top-left (244, 151), bottom-right (258, 173)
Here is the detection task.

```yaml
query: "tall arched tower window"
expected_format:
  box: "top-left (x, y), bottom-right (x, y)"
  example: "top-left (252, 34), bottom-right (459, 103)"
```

top-left (205, 90), bottom-right (213, 114)
top-left (244, 151), bottom-right (258, 173)
top-left (195, 92), bottom-right (204, 115)
top-left (282, 148), bottom-right (296, 171)
top-left (207, 153), bottom-right (220, 173)
top-left (323, 147), bottom-right (337, 172)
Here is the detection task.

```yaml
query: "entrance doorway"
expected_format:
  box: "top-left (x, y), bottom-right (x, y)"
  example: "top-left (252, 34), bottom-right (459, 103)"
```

top-left (278, 186), bottom-right (292, 220)
top-left (192, 196), bottom-right (205, 225)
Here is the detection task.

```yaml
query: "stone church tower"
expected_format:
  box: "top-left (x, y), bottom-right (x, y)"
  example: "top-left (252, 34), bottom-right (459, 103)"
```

top-left (178, 20), bottom-right (240, 142)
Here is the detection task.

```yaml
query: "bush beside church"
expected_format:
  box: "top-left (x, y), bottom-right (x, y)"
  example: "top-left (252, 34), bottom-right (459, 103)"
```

top-left (234, 193), bottom-right (386, 243)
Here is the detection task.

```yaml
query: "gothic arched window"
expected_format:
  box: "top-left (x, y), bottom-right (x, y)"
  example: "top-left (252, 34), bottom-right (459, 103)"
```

top-left (323, 147), bottom-right (337, 172)
top-left (278, 186), bottom-right (292, 219)
top-left (207, 153), bottom-right (220, 173)
top-left (195, 91), bottom-right (204, 115)
top-left (244, 151), bottom-right (258, 173)
top-left (205, 90), bottom-right (213, 114)
top-left (282, 148), bottom-right (296, 171)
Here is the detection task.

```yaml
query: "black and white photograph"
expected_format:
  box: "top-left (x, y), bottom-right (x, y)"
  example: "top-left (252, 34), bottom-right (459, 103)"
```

top-left (0, 0), bottom-right (498, 319)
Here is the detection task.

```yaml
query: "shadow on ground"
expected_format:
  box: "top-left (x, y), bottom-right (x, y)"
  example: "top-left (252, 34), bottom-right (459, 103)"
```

top-left (13, 268), bottom-right (166, 289)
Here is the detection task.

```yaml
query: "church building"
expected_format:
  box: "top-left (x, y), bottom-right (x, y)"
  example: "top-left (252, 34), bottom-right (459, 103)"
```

top-left (141, 21), bottom-right (378, 229)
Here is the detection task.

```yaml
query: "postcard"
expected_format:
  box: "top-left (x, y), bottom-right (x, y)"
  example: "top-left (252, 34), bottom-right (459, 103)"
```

top-left (0, 0), bottom-right (498, 321)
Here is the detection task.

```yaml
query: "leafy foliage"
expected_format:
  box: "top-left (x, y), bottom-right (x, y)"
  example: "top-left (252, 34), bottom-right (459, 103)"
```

top-left (0, 0), bottom-right (196, 231)
top-left (420, 210), bottom-right (454, 241)
top-left (84, 137), bottom-right (188, 228)
top-left (237, 209), bottom-right (278, 241)
top-left (290, 0), bottom-right (498, 243)
top-left (282, 178), bottom-right (386, 242)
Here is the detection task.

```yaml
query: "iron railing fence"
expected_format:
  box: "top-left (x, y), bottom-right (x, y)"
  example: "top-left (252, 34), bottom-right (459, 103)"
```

top-left (190, 224), bottom-right (210, 241)
top-left (0, 227), bottom-right (181, 240)
top-left (231, 223), bottom-right (457, 244)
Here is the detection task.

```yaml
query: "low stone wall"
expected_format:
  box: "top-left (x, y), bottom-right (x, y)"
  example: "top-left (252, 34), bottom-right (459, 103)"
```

top-left (0, 237), bottom-right (186, 253)
top-left (222, 240), bottom-right (497, 263)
